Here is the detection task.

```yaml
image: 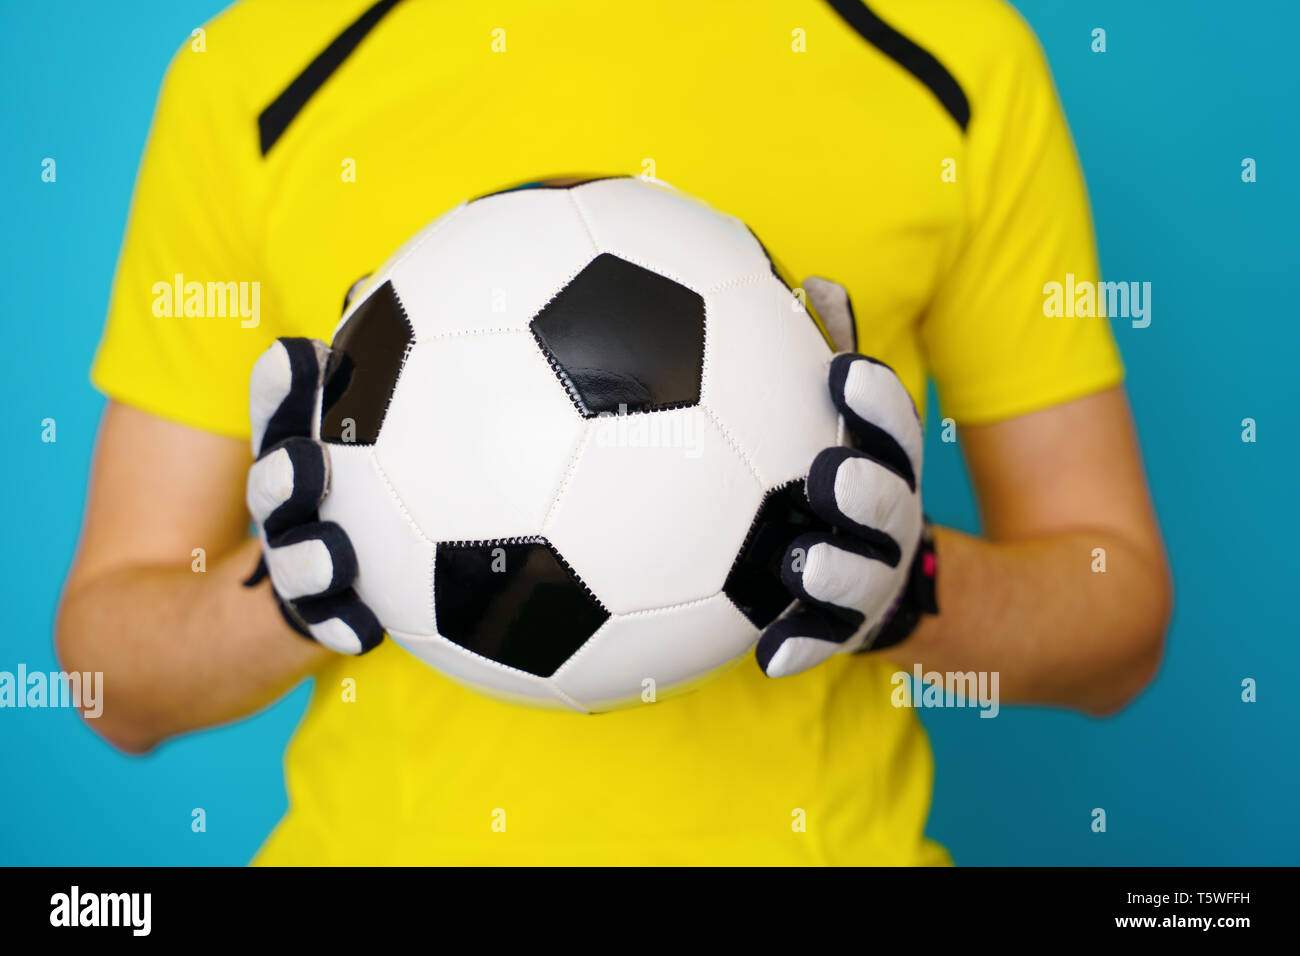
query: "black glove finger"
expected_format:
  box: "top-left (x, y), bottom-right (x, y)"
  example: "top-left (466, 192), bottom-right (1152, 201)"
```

top-left (287, 588), bottom-right (385, 655)
top-left (781, 530), bottom-right (900, 618)
top-left (755, 603), bottom-right (861, 678)
top-left (246, 437), bottom-right (329, 538)
top-left (249, 337), bottom-right (330, 457)
top-left (828, 353), bottom-right (922, 493)
top-left (263, 520), bottom-right (358, 603)
top-left (805, 445), bottom-right (919, 565)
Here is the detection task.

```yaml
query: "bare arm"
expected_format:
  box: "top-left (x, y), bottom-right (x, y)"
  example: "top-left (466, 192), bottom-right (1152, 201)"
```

top-left (56, 401), bottom-right (330, 754)
top-left (884, 386), bottom-right (1171, 716)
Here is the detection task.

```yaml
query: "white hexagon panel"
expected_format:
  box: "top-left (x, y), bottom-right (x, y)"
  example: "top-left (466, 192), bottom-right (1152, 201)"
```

top-left (315, 176), bottom-right (839, 712)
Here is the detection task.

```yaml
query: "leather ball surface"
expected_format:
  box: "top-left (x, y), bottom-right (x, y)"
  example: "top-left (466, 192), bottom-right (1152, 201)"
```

top-left (316, 176), bottom-right (838, 711)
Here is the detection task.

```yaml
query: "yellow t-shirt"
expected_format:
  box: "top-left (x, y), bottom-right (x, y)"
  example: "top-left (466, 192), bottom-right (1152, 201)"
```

top-left (93, 0), bottom-right (1122, 865)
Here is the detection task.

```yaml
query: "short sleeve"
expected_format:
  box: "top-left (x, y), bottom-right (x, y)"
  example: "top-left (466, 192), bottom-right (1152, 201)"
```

top-left (92, 38), bottom-right (272, 440)
top-left (921, 16), bottom-right (1124, 425)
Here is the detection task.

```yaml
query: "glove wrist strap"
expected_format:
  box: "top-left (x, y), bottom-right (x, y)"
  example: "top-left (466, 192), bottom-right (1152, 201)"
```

top-left (863, 521), bottom-right (938, 651)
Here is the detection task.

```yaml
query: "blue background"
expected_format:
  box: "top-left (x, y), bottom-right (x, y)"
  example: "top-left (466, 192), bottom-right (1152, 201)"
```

top-left (1, 1), bottom-right (1296, 865)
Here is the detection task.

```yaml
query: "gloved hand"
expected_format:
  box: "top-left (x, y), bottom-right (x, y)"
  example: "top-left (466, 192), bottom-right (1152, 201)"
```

top-left (243, 337), bottom-right (384, 655)
top-left (756, 277), bottom-right (937, 678)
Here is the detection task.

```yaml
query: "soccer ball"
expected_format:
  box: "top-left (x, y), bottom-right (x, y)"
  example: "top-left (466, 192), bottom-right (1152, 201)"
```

top-left (317, 176), bottom-right (838, 712)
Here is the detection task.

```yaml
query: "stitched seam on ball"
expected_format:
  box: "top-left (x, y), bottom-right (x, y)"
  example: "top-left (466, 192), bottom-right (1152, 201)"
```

top-left (583, 247), bottom-right (698, 295)
top-left (542, 537), bottom-right (608, 613)
top-left (376, 202), bottom-right (468, 281)
top-left (367, 451), bottom-right (436, 547)
top-left (364, 451), bottom-right (438, 637)
top-left (428, 530), bottom-right (437, 638)
top-left (705, 270), bottom-right (775, 296)
top-left (389, 628), bottom-right (561, 684)
top-left (721, 477), bottom-right (807, 588)
top-left (567, 189), bottom-right (702, 291)
top-left (566, 189), bottom-right (603, 255)
top-left (539, 420), bottom-right (591, 535)
top-left (413, 327), bottom-right (531, 344)
top-left (552, 192), bottom-right (711, 419)
top-left (551, 589), bottom-right (742, 680)
top-left (698, 293), bottom-right (714, 407)
top-left (437, 535), bottom-right (607, 614)
top-left (702, 404), bottom-right (765, 489)
top-left (618, 590), bottom-right (724, 618)
top-left (387, 297), bottom-right (418, 434)
top-left (547, 617), bottom-right (614, 680)
top-left (437, 534), bottom-right (547, 548)
top-left (325, 288), bottom-right (418, 448)
top-left (695, 281), bottom-right (710, 419)
top-left (531, 327), bottom-right (592, 415)
top-left (329, 208), bottom-right (464, 339)
top-left (547, 682), bottom-right (591, 714)
top-left (525, 242), bottom-right (604, 416)
top-left (522, 195), bottom-right (603, 418)
top-left (721, 589), bottom-right (796, 629)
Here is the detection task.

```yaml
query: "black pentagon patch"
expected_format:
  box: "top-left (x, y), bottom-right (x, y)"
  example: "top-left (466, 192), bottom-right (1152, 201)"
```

top-left (321, 281), bottom-right (412, 445)
top-left (724, 480), bottom-right (833, 628)
top-left (530, 253), bottom-right (705, 417)
top-left (434, 537), bottom-right (609, 678)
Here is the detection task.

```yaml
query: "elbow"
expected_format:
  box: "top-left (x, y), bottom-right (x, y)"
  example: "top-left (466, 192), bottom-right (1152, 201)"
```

top-left (1085, 631), bottom-right (1164, 719)
top-left (54, 589), bottom-right (161, 757)
top-left (79, 707), bottom-right (160, 756)
top-left (97, 728), bottom-right (160, 757)
top-left (1085, 556), bottom-right (1173, 718)
top-left (82, 699), bottom-right (162, 755)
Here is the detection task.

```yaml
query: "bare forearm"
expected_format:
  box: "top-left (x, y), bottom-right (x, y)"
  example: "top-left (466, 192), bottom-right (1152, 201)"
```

top-left (56, 537), bottom-right (330, 753)
top-left (882, 526), bottom-right (1170, 716)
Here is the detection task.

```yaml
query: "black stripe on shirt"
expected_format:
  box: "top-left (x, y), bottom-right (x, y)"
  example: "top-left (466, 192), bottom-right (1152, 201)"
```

top-left (258, 0), bottom-right (405, 156)
top-left (824, 0), bottom-right (971, 132)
